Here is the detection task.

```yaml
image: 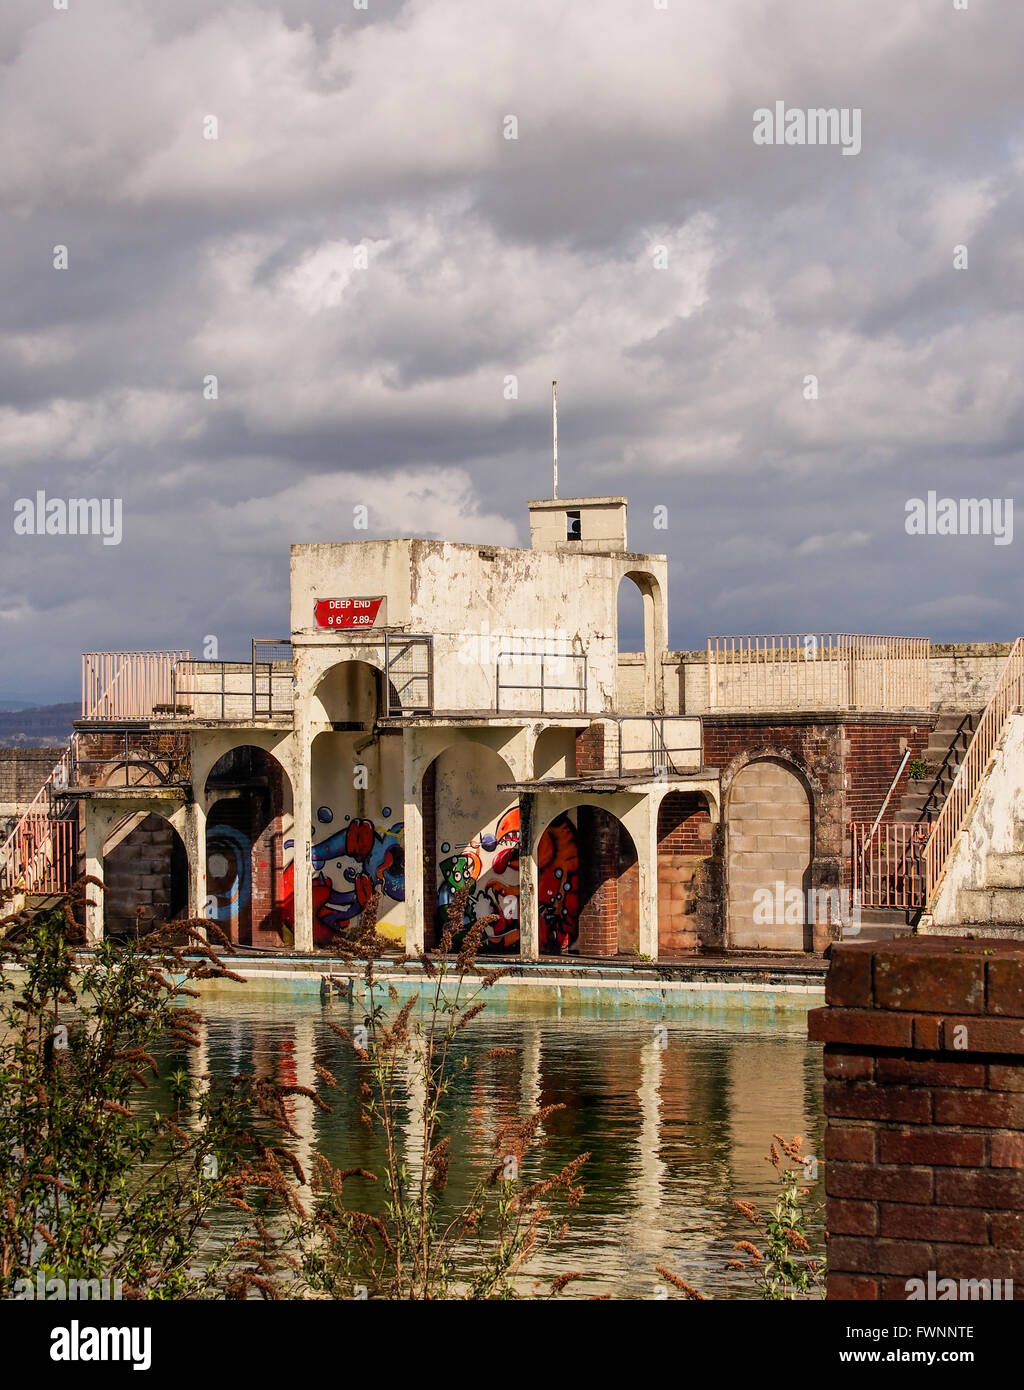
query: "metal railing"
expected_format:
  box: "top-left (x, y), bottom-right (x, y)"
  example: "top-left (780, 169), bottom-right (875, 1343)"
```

top-left (384, 632), bottom-right (432, 714)
top-left (73, 730), bottom-right (189, 788)
top-left (82, 651), bottom-right (189, 720)
top-left (0, 738), bottom-right (78, 897)
top-left (616, 716), bottom-right (703, 777)
top-left (925, 636), bottom-right (1024, 900)
top-left (495, 647), bottom-right (587, 714)
top-left (0, 814), bottom-right (77, 896)
top-left (170, 644), bottom-right (295, 721)
top-left (851, 820), bottom-right (931, 910)
top-left (707, 634), bottom-right (930, 712)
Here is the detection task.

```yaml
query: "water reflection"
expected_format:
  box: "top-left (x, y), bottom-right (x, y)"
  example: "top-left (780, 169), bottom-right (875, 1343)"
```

top-left (180, 997), bottom-right (824, 1299)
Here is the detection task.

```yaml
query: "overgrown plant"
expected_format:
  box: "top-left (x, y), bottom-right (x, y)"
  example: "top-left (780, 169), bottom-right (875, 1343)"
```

top-left (296, 886), bottom-right (590, 1300)
top-left (0, 889), bottom-right (309, 1299)
top-left (727, 1133), bottom-right (826, 1300)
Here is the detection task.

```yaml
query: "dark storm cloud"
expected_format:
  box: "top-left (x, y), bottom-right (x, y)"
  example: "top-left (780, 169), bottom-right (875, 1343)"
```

top-left (1, 0), bottom-right (1023, 701)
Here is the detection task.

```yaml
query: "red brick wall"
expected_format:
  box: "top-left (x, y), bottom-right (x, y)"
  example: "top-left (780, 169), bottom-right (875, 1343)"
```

top-left (810, 938), bottom-right (1024, 1300)
top-left (845, 725), bottom-right (930, 824)
top-left (577, 805), bottom-right (621, 957)
top-left (574, 724), bottom-right (605, 774)
top-left (657, 791), bottom-right (712, 954)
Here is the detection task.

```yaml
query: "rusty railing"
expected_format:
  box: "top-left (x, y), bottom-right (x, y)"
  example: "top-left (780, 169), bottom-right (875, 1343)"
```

top-left (851, 819), bottom-right (932, 910)
top-left (925, 636), bottom-right (1024, 901)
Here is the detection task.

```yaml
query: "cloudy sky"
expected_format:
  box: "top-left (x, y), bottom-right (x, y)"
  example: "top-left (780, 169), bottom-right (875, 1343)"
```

top-left (2, 0), bottom-right (1022, 703)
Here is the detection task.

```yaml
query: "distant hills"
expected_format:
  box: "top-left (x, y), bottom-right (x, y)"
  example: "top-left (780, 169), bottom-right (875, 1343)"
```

top-left (0, 702), bottom-right (77, 745)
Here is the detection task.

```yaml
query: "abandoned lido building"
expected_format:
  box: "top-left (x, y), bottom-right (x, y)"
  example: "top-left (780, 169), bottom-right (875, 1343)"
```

top-left (3, 491), bottom-right (1020, 961)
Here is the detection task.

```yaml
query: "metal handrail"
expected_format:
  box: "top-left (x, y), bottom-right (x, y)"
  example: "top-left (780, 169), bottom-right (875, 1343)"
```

top-left (616, 716), bottom-right (704, 778)
top-left (494, 647), bottom-right (587, 714)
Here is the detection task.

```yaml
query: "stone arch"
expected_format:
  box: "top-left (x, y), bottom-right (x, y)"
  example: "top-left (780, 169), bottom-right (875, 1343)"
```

top-left (204, 744), bottom-right (294, 947)
top-left (726, 757), bottom-right (813, 951)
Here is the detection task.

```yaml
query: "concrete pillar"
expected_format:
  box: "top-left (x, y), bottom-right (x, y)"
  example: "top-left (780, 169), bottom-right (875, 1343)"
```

top-left (635, 795), bottom-right (660, 961)
top-left (403, 736), bottom-right (425, 955)
top-left (292, 730), bottom-right (314, 953)
top-left (519, 793), bottom-right (539, 960)
top-left (184, 798), bottom-right (207, 924)
top-left (83, 802), bottom-right (111, 945)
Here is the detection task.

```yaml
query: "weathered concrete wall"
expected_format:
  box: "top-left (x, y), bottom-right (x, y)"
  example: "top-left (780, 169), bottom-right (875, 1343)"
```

top-left (811, 938), bottom-right (1024, 1300)
top-left (290, 537), bottom-right (668, 716)
top-left (929, 714), bottom-right (1024, 928)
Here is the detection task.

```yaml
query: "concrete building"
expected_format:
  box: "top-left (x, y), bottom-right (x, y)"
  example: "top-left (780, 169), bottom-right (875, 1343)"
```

top-left (2, 492), bottom-right (1020, 956)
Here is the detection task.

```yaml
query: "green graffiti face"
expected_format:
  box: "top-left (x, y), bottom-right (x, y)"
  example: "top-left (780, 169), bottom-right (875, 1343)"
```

top-left (441, 855), bottom-right (476, 892)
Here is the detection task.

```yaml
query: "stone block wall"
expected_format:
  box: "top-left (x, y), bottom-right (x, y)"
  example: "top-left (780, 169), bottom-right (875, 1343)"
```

top-left (810, 937), bottom-right (1024, 1299)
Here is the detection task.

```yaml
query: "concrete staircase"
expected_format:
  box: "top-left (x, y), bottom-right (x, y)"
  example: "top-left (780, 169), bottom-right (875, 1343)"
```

top-left (893, 712), bottom-right (981, 824)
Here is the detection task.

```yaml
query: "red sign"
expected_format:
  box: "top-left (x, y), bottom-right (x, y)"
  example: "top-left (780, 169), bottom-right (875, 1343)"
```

top-left (314, 597), bottom-right (384, 629)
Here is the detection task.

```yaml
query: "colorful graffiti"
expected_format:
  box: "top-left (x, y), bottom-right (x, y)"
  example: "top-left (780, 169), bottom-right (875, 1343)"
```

top-left (282, 807), bottom-right (404, 947)
top-left (436, 808), bottom-right (579, 954)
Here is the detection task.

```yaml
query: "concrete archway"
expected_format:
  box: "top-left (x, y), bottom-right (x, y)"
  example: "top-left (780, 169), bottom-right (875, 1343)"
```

top-left (726, 758), bottom-right (812, 951)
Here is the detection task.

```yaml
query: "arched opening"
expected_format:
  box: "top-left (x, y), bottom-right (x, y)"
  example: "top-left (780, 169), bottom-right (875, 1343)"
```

top-left (617, 574), bottom-right (645, 655)
top-left (617, 571), bottom-right (663, 714)
top-left (103, 813), bottom-right (188, 940)
top-left (533, 727), bottom-right (577, 779)
top-left (308, 727), bottom-right (404, 949)
top-left (656, 791), bottom-right (712, 956)
top-left (423, 741), bottom-right (520, 955)
top-left (310, 658), bottom-right (398, 726)
top-left (205, 745), bottom-right (294, 948)
top-left (726, 759), bottom-right (812, 951)
top-left (536, 804), bottom-right (639, 957)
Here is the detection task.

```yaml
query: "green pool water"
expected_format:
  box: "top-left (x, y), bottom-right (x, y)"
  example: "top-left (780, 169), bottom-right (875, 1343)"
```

top-left (175, 990), bottom-right (825, 1300)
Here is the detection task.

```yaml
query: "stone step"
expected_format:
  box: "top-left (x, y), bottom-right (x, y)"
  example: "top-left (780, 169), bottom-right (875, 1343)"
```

top-left (930, 923), bottom-right (1024, 940)
top-left (957, 887), bottom-right (1024, 925)
top-left (984, 853), bottom-right (1024, 888)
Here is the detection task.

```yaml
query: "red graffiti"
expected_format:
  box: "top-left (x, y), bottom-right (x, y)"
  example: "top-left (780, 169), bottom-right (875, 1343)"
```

top-left (538, 813), bottom-right (580, 953)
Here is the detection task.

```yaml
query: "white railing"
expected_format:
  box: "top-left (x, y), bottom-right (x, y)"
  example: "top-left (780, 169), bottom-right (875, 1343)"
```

top-left (925, 636), bottom-right (1024, 900)
top-left (707, 634), bottom-right (930, 711)
top-left (82, 651), bottom-right (189, 721)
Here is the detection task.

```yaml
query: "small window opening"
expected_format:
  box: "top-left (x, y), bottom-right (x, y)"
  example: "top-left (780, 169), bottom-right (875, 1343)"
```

top-left (566, 510), bottom-right (582, 541)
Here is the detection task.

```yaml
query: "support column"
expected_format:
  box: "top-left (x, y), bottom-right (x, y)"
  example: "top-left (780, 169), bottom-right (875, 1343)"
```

top-left (519, 793), bottom-right (539, 960)
top-left (184, 798), bottom-right (208, 924)
top-left (403, 735), bottom-right (425, 955)
top-left (292, 730), bottom-right (314, 953)
top-left (635, 795), bottom-right (660, 962)
top-left (83, 802), bottom-right (111, 946)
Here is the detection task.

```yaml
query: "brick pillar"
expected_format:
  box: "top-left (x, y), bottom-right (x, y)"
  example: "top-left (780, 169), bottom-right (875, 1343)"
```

top-left (574, 724), bottom-right (605, 774)
top-left (810, 938), bottom-right (1024, 1301)
top-left (577, 806), bottom-right (619, 957)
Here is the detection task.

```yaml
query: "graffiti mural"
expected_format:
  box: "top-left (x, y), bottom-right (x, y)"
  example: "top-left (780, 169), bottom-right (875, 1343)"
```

top-left (436, 808), bottom-right (580, 954)
top-left (282, 805), bottom-right (405, 947)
